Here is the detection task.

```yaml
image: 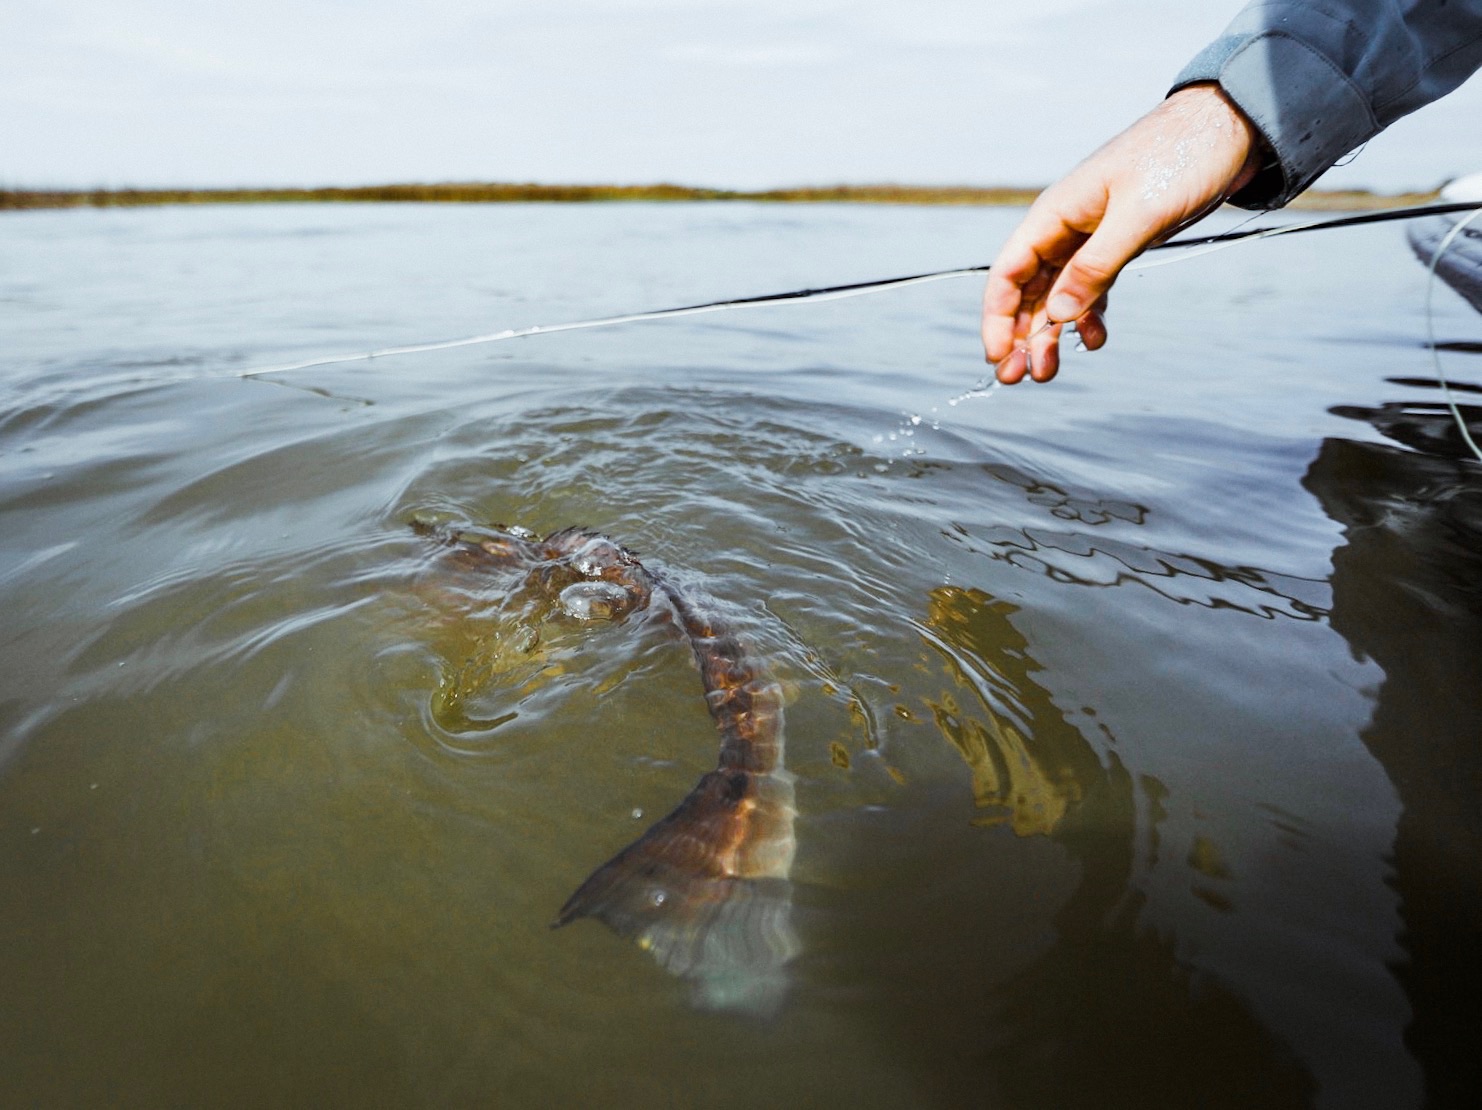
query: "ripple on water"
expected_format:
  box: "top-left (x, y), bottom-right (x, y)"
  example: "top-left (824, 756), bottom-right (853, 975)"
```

top-left (3, 199), bottom-right (1474, 1105)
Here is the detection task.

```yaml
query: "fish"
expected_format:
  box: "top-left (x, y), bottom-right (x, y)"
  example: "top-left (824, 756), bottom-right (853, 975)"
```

top-left (413, 514), bottom-right (799, 1013)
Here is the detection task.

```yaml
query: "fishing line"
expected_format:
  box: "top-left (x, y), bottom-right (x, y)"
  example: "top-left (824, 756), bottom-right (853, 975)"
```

top-left (1012, 211), bottom-right (1263, 348)
top-left (1423, 206), bottom-right (1482, 464)
top-left (239, 270), bottom-right (979, 377)
top-left (237, 200), bottom-right (1482, 380)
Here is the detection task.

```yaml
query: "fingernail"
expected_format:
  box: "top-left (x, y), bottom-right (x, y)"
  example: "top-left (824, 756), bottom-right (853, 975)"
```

top-left (1023, 349), bottom-right (1034, 376)
top-left (1047, 294), bottom-right (1079, 322)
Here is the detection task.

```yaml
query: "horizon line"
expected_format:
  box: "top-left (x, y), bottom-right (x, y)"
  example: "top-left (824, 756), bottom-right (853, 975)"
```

top-left (0, 181), bottom-right (1441, 213)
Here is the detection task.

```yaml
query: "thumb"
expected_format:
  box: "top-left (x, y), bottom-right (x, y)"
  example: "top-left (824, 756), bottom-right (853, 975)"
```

top-left (1043, 209), bottom-right (1152, 324)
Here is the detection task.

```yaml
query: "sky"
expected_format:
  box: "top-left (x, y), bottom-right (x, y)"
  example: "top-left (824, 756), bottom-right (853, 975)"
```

top-left (3, 0), bottom-right (1479, 193)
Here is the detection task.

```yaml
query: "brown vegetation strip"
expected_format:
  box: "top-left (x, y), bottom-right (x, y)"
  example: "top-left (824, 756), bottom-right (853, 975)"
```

top-left (0, 182), bottom-right (1437, 211)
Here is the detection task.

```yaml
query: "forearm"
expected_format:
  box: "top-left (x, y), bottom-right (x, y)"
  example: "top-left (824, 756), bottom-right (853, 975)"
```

top-left (1172, 0), bottom-right (1482, 208)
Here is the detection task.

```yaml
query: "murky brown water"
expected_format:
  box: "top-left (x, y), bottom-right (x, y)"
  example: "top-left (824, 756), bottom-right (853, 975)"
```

top-left (2, 203), bottom-right (1480, 1108)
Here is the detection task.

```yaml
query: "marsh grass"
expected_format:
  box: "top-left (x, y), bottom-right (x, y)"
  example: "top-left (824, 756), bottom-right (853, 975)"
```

top-left (0, 183), bottom-right (1039, 210)
top-left (0, 182), bottom-right (1437, 212)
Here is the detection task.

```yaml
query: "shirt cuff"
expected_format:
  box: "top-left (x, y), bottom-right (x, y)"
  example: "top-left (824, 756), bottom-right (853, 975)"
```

top-left (1171, 31), bottom-right (1379, 209)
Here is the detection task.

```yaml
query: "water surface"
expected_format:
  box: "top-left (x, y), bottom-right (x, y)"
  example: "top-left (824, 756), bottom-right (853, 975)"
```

top-left (2, 203), bottom-right (1480, 1108)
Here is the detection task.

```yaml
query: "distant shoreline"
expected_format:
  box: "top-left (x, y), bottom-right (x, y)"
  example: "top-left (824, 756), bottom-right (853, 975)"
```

top-left (0, 182), bottom-right (1440, 211)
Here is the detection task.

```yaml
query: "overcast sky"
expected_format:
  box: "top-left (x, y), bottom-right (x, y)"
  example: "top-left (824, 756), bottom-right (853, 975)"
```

top-left (3, 0), bottom-right (1478, 192)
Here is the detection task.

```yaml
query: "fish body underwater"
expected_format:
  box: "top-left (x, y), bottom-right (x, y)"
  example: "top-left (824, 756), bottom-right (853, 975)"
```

top-left (413, 516), bottom-right (799, 1014)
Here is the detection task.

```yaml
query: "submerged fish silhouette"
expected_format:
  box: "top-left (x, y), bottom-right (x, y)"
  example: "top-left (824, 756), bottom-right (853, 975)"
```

top-left (413, 515), bottom-right (799, 1013)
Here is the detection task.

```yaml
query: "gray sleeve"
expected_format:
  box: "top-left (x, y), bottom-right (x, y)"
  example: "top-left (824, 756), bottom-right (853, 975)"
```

top-left (1170, 1), bottom-right (1482, 208)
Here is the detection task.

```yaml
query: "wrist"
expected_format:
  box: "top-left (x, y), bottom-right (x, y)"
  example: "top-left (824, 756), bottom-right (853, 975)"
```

top-left (1176, 82), bottom-right (1257, 157)
top-left (1168, 82), bottom-right (1267, 200)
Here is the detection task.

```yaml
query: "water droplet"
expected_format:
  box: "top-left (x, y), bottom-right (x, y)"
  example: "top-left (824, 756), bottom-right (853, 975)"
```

top-left (909, 414), bottom-right (922, 425)
top-left (631, 807), bottom-right (644, 820)
top-left (650, 889), bottom-right (667, 907)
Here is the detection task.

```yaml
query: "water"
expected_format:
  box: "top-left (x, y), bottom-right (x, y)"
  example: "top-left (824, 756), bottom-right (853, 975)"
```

top-left (2, 202), bottom-right (1480, 1108)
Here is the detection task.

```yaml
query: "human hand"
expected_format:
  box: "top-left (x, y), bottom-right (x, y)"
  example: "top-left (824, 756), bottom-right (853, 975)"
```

top-left (981, 83), bottom-right (1261, 383)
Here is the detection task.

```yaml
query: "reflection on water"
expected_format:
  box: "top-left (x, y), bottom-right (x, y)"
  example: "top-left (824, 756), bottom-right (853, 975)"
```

top-left (959, 465), bottom-right (1330, 621)
top-left (1305, 401), bottom-right (1482, 1110)
top-left (920, 585), bottom-right (1091, 835)
top-left (868, 576), bottom-right (1315, 1109)
top-left (2, 203), bottom-right (1480, 1107)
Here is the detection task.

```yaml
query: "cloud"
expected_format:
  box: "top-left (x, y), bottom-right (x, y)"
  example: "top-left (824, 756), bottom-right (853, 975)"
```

top-left (2, 0), bottom-right (1478, 190)
top-left (664, 41), bottom-right (839, 68)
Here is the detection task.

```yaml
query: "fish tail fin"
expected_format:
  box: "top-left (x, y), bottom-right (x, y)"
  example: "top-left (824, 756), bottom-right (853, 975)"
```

top-left (553, 768), bottom-right (799, 1015)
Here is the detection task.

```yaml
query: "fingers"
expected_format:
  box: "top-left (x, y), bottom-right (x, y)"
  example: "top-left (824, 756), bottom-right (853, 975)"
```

top-left (1042, 205), bottom-right (1148, 327)
top-left (1027, 320), bottom-right (1063, 382)
top-left (991, 312), bottom-right (1064, 385)
top-left (995, 346), bottom-right (1030, 385)
top-left (980, 245), bottom-right (1027, 362)
top-left (981, 241), bottom-right (1053, 364)
top-left (1075, 301), bottom-right (1109, 351)
top-left (982, 199), bottom-right (1094, 364)
top-left (985, 198), bottom-right (1144, 384)
top-left (992, 297), bottom-right (1108, 385)
top-left (984, 241), bottom-right (1070, 385)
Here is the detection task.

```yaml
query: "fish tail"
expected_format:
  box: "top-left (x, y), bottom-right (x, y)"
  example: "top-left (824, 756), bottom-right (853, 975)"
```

top-left (553, 767), bottom-right (799, 1014)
